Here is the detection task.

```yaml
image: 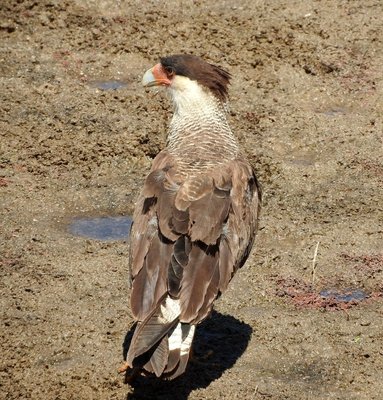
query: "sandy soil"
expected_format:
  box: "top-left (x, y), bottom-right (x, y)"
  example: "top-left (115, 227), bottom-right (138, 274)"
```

top-left (1, 1), bottom-right (382, 399)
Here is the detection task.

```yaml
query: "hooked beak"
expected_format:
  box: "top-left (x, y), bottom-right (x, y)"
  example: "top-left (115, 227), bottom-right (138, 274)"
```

top-left (142, 63), bottom-right (172, 87)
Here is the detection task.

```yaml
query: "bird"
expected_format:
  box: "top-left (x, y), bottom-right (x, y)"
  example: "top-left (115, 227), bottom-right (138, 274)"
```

top-left (120, 54), bottom-right (261, 381)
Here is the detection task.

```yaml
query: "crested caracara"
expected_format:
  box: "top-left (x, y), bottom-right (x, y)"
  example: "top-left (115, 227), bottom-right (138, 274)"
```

top-left (121, 54), bottom-right (261, 380)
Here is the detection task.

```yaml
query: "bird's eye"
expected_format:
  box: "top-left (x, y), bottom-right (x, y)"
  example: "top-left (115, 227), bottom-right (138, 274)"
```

top-left (164, 66), bottom-right (175, 76)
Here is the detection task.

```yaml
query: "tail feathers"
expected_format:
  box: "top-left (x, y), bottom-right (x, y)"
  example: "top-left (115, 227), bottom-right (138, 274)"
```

top-left (127, 297), bottom-right (196, 379)
top-left (168, 323), bottom-right (195, 379)
top-left (143, 335), bottom-right (169, 377)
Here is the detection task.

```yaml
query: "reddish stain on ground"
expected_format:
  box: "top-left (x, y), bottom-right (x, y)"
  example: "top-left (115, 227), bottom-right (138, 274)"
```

top-left (340, 253), bottom-right (383, 275)
top-left (0, 177), bottom-right (11, 187)
top-left (275, 277), bottom-right (381, 311)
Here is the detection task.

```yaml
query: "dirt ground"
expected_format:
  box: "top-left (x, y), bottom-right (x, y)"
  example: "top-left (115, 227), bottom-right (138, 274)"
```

top-left (1, 1), bottom-right (382, 399)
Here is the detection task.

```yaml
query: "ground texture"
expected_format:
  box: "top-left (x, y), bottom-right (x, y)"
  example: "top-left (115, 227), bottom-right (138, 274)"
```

top-left (1, 1), bottom-right (382, 399)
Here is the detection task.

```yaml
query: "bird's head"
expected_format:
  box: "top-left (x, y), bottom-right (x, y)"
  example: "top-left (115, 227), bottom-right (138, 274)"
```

top-left (142, 54), bottom-right (231, 103)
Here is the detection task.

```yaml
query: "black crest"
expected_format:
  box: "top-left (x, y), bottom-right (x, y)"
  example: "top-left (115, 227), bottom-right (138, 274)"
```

top-left (160, 54), bottom-right (231, 101)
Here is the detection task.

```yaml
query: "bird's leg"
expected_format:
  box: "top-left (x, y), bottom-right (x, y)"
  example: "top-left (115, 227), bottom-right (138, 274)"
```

top-left (189, 345), bottom-right (214, 365)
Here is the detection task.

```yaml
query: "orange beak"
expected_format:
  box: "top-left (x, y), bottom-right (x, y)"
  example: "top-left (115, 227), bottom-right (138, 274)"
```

top-left (142, 63), bottom-right (172, 87)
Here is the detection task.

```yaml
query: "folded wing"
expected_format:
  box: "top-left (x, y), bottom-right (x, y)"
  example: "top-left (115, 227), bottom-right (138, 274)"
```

top-left (127, 149), bottom-right (261, 377)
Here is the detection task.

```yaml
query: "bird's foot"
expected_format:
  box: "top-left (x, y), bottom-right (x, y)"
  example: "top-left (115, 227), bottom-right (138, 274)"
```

top-left (190, 349), bottom-right (214, 365)
top-left (118, 362), bottom-right (140, 385)
top-left (118, 361), bottom-right (129, 374)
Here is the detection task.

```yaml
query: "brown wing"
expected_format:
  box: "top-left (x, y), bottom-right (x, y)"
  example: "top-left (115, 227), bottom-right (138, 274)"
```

top-left (129, 150), bottom-right (177, 321)
top-left (129, 150), bottom-right (261, 324)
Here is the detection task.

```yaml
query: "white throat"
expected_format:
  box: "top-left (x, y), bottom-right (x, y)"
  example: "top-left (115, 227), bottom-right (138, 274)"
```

top-left (168, 76), bottom-right (229, 129)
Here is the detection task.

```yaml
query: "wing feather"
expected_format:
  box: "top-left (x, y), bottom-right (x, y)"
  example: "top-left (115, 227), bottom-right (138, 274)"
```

top-left (130, 233), bottom-right (172, 320)
top-left (188, 186), bottom-right (231, 245)
top-left (179, 242), bottom-right (219, 323)
top-left (128, 150), bottom-right (261, 375)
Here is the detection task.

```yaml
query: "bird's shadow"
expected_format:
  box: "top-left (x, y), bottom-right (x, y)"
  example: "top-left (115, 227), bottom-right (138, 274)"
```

top-left (122, 310), bottom-right (252, 400)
